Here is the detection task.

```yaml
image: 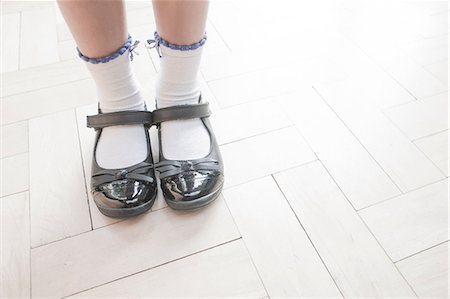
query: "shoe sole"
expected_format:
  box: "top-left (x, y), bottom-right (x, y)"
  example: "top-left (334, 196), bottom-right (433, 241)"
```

top-left (165, 183), bottom-right (223, 211)
top-left (96, 193), bottom-right (157, 219)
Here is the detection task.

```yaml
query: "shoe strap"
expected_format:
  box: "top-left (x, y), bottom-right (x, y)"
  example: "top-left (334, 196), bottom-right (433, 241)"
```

top-left (87, 110), bottom-right (153, 130)
top-left (92, 162), bottom-right (155, 186)
top-left (155, 158), bottom-right (220, 178)
top-left (152, 102), bottom-right (211, 125)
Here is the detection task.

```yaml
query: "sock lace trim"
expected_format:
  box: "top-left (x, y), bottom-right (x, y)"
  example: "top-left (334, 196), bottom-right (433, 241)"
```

top-left (146, 31), bottom-right (207, 57)
top-left (77, 34), bottom-right (140, 64)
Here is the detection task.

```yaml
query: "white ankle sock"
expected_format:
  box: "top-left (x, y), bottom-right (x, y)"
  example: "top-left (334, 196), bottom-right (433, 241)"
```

top-left (85, 49), bottom-right (148, 169)
top-left (156, 44), bottom-right (210, 160)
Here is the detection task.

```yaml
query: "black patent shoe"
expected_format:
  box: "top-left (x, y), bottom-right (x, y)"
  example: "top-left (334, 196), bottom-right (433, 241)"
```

top-left (153, 96), bottom-right (224, 210)
top-left (86, 108), bottom-right (157, 218)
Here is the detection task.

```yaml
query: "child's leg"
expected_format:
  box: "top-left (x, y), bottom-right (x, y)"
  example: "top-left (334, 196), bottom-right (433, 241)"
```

top-left (152, 0), bottom-right (211, 160)
top-left (57, 0), bottom-right (147, 169)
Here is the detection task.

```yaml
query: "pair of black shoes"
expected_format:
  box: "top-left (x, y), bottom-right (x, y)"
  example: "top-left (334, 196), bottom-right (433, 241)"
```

top-left (86, 96), bottom-right (224, 218)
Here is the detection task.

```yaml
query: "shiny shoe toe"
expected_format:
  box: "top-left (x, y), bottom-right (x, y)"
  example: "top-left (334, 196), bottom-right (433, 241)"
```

top-left (160, 168), bottom-right (224, 210)
top-left (93, 179), bottom-right (157, 218)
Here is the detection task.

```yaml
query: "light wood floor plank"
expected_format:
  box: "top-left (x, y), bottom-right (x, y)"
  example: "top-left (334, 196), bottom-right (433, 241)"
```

top-left (338, 3), bottom-right (447, 98)
top-left (31, 197), bottom-right (239, 298)
top-left (201, 29), bottom-right (356, 82)
top-left (58, 39), bottom-right (78, 61)
top-left (274, 161), bottom-right (417, 298)
top-left (316, 79), bottom-right (444, 192)
top-left (0, 192), bottom-right (30, 299)
top-left (220, 127), bottom-right (316, 188)
top-left (69, 240), bottom-right (267, 298)
top-left (1, 78), bottom-right (97, 125)
top-left (2, 59), bottom-right (89, 97)
top-left (424, 59), bottom-right (448, 85)
top-left (400, 35), bottom-right (448, 66)
top-left (1, 121), bottom-right (28, 158)
top-left (29, 109), bottom-right (91, 247)
top-left (210, 97), bottom-right (292, 145)
top-left (208, 59), bottom-right (347, 109)
top-left (19, 8), bottom-right (59, 69)
top-left (0, 153), bottom-right (29, 197)
top-left (397, 242), bottom-right (449, 299)
top-left (124, 1), bottom-right (152, 11)
top-left (224, 176), bottom-right (343, 298)
top-left (126, 5), bottom-right (155, 28)
top-left (280, 88), bottom-right (401, 209)
top-left (419, 10), bottom-right (448, 38)
top-left (198, 79), bottom-right (220, 114)
top-left (201, 47), bottom-right (280, 82)
top-left (1, 13), bottom-right (21, 73)
top-left (344, 70), bottom-right (415, 109)
top-left (340, 4), bottom-right (422, 46)
top-left (384, 92), bottom-right (448, 140)
top-left (414, 130), bottom-right (449, 177)
top-left (359, 179), bottom-right (449, 262)
top-left (1, 1), bottom-right (54, 15)
top-left (363, 46), bottom-right (447, 99)
top-left (56, 22), bottom-right (72, 42)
